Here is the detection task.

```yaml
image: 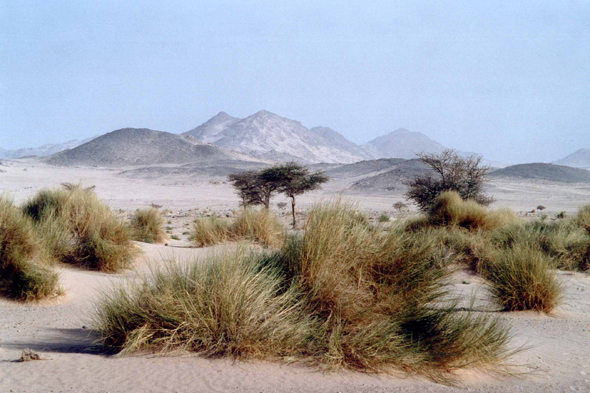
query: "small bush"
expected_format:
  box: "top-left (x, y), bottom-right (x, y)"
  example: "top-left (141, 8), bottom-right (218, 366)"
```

top-left (0, 197), bottom-right (60, 301)
top-left (192, 216), bottom-right (230, 247)
top-left (130, 208), bottom-right (165, 243)
top-left (23, 186), bottom-right (135, 272)
top-left (94, 251), bottom-right (315, 357)
top-left (573, 204), bottom-right (590, 232)
top-left (192, 209), bottom-right (283, 247)
top-left (378, 214), bottom-right (390, 222)
top-left (409, 191), bottom-right (515, 232)
top-left (481, 243), bottom-right (562, 312)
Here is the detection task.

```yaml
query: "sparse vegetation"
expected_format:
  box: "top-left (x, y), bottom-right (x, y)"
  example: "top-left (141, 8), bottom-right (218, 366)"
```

top-left (378, 214), bottom-right (390, 222)
top-left (192, 209), bottom-right (283, 247)
top-left (0, 197), bottom-right (60, 301)
top-left (130, 208), bottom-right (165, 244)
top-left (22, 185), bottom-right (136, 272)
top-left (404, 149), bottom-right (494, 211)
top-left (96, 200), bottom-right (512, 380)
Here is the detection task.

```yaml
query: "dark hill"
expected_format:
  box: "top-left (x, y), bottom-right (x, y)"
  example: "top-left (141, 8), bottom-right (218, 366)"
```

top-left (489, 163), bottom-right (590, 183)
top-left (44, 128), bottom-right (247, 167)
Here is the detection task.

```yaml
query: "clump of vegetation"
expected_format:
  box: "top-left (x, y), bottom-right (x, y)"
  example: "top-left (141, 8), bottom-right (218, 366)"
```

top-left (378, 214), bottom-right (390, 222)
top-left (573, 204), bottom-right (590, 233)
top-left (130, 208), bottom-right (165, 244)
top-left (407, 191), bottom-right (515, 232)
top-left (0, 197), bottom-right (60, 301)
top-left (480, 243), bottom-right (562, 312)
top-left (405, 149), bottom-right (494, 211)
top-left (96, 200), bottom-right (512, 380)
top-left (193, 209), bottom-right (283, 248)
top-left (22, 185), bottom-right (135, 272)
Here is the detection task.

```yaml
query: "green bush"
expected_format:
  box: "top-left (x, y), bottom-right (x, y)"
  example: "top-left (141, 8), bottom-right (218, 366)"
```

top-left (0, 197), bottom-right (60, 300)
top-left (23, 186), bottom-right (136, 272)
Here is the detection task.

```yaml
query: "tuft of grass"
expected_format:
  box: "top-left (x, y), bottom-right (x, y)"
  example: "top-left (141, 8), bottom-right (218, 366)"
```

top-left (94, 251), bottom-right (316, 357)
top-left (378, 214), bottom-right (390, 222)
top-left (97, 200), bottom-right (513, 380)
top-left (425, 191), bottom-right (516, 231)
top-left (192, 209), bottom-right (283, 248)
top-left (170, 234), bottom-right (181, 241)
top-left (192, 216), bottom-right (230, 247)
top-left (231, 209), bottom-right (284, 247)
top-left (130, 208), bottom-right (165, 244)
top-left (480, 242), bottom-right (562, 313)
top-left (573, 204), bottom-right (590, 233)
top-left (0, 196), bottom-right (60, 301)
top-left (23, 185), bottom-right (136, 272)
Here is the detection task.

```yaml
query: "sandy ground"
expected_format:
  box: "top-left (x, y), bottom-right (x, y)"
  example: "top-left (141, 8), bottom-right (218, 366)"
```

top-left (1, 160), bottom-right (590, 392)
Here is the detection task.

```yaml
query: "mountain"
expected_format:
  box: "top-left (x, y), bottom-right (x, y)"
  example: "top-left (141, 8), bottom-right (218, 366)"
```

top-left (183, 110), bottom-right (369, 163)
top-left (0, 137), bottom-right (96, 159)
top-left (554, 149), bottom-right (590, 169)
top-left (45, 128), bottom-right (253, 167)
top-left (363, 128), bottom-right (447, 159)
top-left (184, 111), bottom-right (241, 143)
top-left (489, 163), bottom-right (590, 183)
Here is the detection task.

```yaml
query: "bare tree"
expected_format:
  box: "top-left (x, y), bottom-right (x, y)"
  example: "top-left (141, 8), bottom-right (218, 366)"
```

top-left (404, 149), bottom-right (494, 211)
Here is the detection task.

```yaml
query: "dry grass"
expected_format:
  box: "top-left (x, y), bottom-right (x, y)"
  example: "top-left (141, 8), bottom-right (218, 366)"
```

top-left (130, 208), bottom-right (166, 244)
top-left (480, 242), bottom-right (562, 313)
top-left (192, 209), bottom-right (284, 247)
top-left (23, 185), bottom-right (136, 272)
top-left (0, 196), bottom-right (60, 301)
top-left (96, 200), bottom-right (512, 381)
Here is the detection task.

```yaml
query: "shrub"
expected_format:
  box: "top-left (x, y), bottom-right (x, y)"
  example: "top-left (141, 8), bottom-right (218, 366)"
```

top-left (130, 208), bottom-right (165, 243)
top-left (23, 186), bottom-right (135, 272)
top-left (95, 200), bottom-right (512, 379)
top-left (192, 216), bottom-right (230, 247)
top-left (378, 214), bottom-right (390, 222)
top-left (409, 191), bottom-right (515, 232)
top-left (480, 243), bottom-right (562, 312)
top-left (0, 197), bottom-right (60, 300)
top-left (193, 209), bottom-right (283, 247)
top-left (94, 251), bottom-right (316, 357)
top-left (573, 204), bottom-right (590, 232)
top-left (404, 149), bottom-right (494, 212)
top-left (492, 221), bottom-right (590, 271)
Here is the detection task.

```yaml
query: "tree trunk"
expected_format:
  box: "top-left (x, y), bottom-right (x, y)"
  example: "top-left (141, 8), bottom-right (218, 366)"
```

top-left (264, 192), bottom-right (270, 210)
top-left (291, 196), bottom-right (296, 228)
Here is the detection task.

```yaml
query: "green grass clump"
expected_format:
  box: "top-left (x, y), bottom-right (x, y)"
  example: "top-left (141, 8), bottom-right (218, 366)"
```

top-left (130, 208), bottom-right (166, 244)
top-left (96, 200), bottom-right (512, 380)
top-left (0, 197), bottom-right (60, 301)
top-left (378, 214), bottom-right (390, 222)
top-left (480, 242), bottom-right (562, 313)
top-left (573, 204), bottom-right (590, 233)
top-left (192, 209), bottom-right (283, 248)
top-left (23, 185), bottom-right (136, 272)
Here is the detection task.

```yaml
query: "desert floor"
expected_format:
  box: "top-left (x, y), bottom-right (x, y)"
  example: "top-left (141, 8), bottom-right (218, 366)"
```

top-left (1, 160), bottom-right (590, 392)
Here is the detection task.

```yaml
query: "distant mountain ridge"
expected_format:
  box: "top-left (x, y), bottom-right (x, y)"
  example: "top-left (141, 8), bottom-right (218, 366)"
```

top-left (554, 148), bottom-right (590, 169)
top-left (184, 110), bottom-right (449, 163)
top-left (0, 137), bottom-right (96, 159)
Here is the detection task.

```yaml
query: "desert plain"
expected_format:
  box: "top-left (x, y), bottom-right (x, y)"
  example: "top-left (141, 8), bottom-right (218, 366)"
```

top-left (1, 159), bottom-right (590, 393)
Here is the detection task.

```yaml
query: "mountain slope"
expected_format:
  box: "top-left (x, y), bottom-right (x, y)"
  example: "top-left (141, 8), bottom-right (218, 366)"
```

top-left (489, 163), bottom-right (590, 183)
top-left (363, 128), bottom-right (446, 159)
top-left (184, 110), bottom-right (368, 163)
top-left (45, 128), bottom-right (250, 167)
top-left (554, 149), bottom-right (590, 169)
top-left (184, 111), bottom-right (241, 143)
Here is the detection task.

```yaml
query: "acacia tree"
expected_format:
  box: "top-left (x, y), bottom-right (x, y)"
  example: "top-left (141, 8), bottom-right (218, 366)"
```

top-left (404, 149), bottom-right (494, 212)
top-left (271, 162), bottom-right (329, 228)
top-left (228, 171), bottom-right (263, 208)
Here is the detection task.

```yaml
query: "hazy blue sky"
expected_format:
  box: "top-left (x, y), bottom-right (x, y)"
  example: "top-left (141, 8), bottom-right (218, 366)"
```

top-left (1, 1), bottom-right (589, 163)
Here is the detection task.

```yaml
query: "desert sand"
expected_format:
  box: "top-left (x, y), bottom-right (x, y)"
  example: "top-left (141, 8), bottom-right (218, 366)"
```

top-left (1, 159), bottom-right (590, 392)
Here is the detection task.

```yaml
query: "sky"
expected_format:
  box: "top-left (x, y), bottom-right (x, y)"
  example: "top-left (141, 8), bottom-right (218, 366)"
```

top-left (1, 1), bottom-right (589, 164)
